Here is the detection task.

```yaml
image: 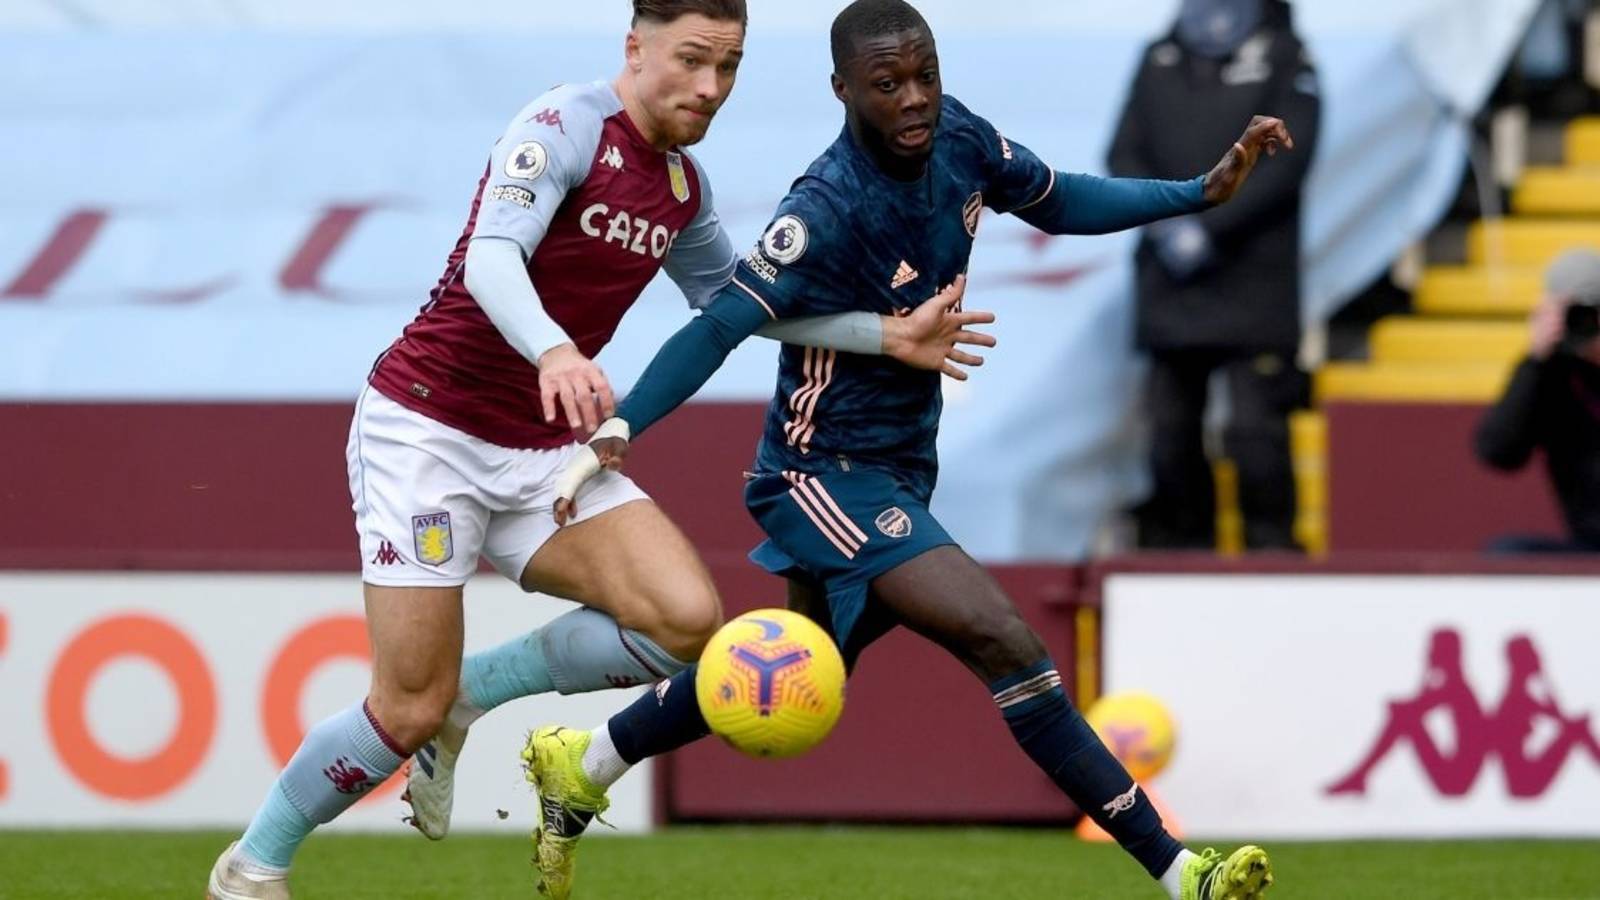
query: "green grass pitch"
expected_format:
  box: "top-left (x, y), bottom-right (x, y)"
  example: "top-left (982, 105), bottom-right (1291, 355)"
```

top-left (2, 827), bottom-right (1596, 898)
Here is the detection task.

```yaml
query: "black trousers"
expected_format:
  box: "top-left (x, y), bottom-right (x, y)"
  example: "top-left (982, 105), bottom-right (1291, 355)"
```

top-left (1137, 348), bottom-right (1306, 551)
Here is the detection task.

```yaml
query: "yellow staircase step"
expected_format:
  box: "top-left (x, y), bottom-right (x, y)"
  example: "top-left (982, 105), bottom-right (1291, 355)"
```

top-left (1368, 317), bottom-right (1528, 364)
top-left (1565, 117), bottom-right (1600, 165)
top-left (1467, 220), bottom-right (1600, 267)
top-left (1514, 167), bottom-right (1600, 216)
top-left (1415, 266), bottom-right (1542, 316)
top-left (1314, 361), bottom-right (1516, 404)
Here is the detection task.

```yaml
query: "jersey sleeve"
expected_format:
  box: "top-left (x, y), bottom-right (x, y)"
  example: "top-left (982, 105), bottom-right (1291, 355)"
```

top-left (471, 88), bottom-right (605, 257)
top-left (725, 188), bottom-right (856, 321)
top-left (947, 98), bottom-right (1057, 215)
top-left (663, 150), bottom-right (737, 310)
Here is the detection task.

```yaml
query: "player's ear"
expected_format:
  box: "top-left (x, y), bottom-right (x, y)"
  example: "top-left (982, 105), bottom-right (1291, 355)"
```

top-left (624, 27), bottom-right (646, 73)
top-left (831, 71), bottom-right (847, 105)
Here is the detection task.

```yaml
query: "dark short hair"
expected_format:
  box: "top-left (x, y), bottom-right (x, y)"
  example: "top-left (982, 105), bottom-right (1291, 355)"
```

top-left (632, 0), bottom-right (747, 27)
top-left (830, 0), bottom-right (930, 73)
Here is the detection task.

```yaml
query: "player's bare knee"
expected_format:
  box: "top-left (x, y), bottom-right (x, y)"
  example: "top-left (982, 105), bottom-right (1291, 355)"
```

top-left (367, 681), bottom-right (454, 753)
top-left (616, 579), bottom-right (721, 661)
top-left (960, 610), bottom-right (1046, 680)
top-left (654, 583), bottom-right (723, 659)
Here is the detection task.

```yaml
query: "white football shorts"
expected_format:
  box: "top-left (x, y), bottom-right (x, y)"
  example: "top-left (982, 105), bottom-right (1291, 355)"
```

top-left (345, 387), bottom-right (649, 587)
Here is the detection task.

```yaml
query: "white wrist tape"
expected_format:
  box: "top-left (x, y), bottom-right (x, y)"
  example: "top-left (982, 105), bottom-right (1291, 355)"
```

top-left (553, 418), bottom-right (632, 508)
top-left (590, 417), bottom-right (631, 443)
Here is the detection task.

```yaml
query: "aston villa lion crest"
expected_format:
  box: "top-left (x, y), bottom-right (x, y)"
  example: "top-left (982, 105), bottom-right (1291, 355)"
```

top-left (412, 512), bottom-right (454, 565)
top-left (666, 152), bottom-right (691, 203)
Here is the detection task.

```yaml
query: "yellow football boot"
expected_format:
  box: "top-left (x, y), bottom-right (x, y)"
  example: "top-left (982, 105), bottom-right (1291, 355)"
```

top-left (522, 726), bottom-right (611, 899)
top-left (1180, 845), bottom-right (1274, 900)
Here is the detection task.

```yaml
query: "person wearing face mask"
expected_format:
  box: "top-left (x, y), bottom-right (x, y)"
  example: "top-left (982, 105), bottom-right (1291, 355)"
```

top-left (1475, 249), bottom-right (1600, 555)
top-left (1109, 0), bottom-right (1321, 553)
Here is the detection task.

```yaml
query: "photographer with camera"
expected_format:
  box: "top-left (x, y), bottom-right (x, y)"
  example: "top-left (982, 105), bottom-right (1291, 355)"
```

top-left (1474, 248), bottom-right (1600, 554)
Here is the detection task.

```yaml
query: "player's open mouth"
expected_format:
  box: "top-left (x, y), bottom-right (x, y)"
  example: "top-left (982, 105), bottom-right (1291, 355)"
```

top-left (894, 123), bottom-right (931, 150)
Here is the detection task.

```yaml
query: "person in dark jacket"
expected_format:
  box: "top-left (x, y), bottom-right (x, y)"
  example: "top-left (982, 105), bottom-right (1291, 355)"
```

top-left (1474, 249), bottom-right (1600, 554)
top-left (1109, 0), bottom-right (1320, 551)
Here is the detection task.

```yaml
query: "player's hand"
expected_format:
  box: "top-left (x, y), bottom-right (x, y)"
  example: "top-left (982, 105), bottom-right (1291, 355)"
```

top-left (1202, 115), bottom-right (1294, 205)
top-left (883, 275), bottom-right (996, 381)
top-left (1529, 296), bottom-right (1569, 361)
top-left (553, 418), bottom-right (631, 526)
top-left (537, 343), bottom-right (616, 435)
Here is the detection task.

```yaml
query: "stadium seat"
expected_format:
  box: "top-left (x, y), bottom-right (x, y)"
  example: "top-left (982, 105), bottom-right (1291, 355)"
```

top-left (1290, 410), bottom-right (1326, 555)
top-left (1514, 166), bottom-right (1600, 215)
top-left (1212, 458), bottom-right (1243, 555)
top-left (1368, 317), bottom-right (1528, 364)
top-left (1314, 361), bottom-right (1515, 404)
top-left (1414, 265), bottom-right (1542, 316)
top-left (1467, 220), bottom-right (1600, 267)
top-left (1564, 116), bottom-right (1600, 165)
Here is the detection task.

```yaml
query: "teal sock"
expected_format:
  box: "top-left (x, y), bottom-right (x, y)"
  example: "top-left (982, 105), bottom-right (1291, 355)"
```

top-left (239, 700), bottom-right (404, 869)
top-left (460, 630), bottom-right (557, 711)
top-left (238, 781), bottom-right (313, 871)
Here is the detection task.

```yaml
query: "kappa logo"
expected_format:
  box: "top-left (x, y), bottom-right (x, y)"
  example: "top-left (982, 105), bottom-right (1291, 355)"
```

top-left (875, 507), bottom-right (912, 538)
top-left (996, 130), bottom-right (1013, 161)
top-left (1102, 783), bottom-right (1140, 819)
top-left (890, 260), bottom-right (920, 289)
top-left (600, 144), bottom-right (624, 170)
top-left (370, 541), bottom-right (402, 567)
top-left (412, 512), bottom-right (454, 566)
top-left (529, 107), bottom-right (566, 134)
top-left (1327, 628), bottom-right (1600, 799)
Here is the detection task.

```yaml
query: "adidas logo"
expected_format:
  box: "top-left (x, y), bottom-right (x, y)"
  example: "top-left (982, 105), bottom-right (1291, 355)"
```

top-left (890, 260), bottom-right (919, 289)
top-left (601, 145), bottom-right (624, 170)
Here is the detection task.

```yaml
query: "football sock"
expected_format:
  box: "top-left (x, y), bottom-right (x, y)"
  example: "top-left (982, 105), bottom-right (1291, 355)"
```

top-left (239, 700), bottom-right (405, 869)
top-left (1160, 849), bottom-right (1198, 900)
top-left (992, 659), bottom-right (1183, 879)
top-left (606, 665), bottom-right (710, 764)
top-left (580, 723), bottom-right (632, 789)
top-left (460, 607), bottom-right (690, 712)
top-left (459, 629), bottom-right (556, 711)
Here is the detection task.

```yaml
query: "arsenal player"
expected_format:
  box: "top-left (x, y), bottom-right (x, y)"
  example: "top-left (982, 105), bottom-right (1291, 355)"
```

top-left (205, 1), bottom-right (991, 896)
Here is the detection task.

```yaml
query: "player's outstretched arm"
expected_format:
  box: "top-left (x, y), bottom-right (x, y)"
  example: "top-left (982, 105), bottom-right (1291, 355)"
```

top-left (551, 277), bottom-right (995, 523)
top-left (662, 210), bottom-right (976, 360)
top-left (1004, 118), bottom-right (1294, 237)
top-left (754, 284), bottom-right (995, 377)
top-left (1201, 115), bottom-right (1295, 205)
top-left (551, 287), bottom-right (768, 524)
top-left (880, 276), bottom-right (995, 380)
top-left (1016, 171), bottom-right (1210, 236)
